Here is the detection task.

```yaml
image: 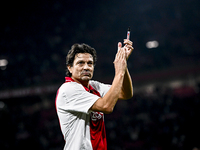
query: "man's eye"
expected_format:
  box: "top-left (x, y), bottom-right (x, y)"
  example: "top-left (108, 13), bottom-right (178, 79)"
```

top-left (78, 62), bottom-right (84, 64)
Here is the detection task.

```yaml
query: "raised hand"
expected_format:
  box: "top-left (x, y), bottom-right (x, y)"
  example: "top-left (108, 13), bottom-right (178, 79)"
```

top-left (123, 39), bottom-right (134, 60)
top-left (113, 42), bottom-right (127, 76)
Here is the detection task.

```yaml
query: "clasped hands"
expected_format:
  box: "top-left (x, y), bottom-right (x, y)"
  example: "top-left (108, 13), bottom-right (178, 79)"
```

top-left (118, 39), bottom-right (134, 60)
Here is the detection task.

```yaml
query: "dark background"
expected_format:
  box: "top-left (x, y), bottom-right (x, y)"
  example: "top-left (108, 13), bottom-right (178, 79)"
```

top-left (0, 0), bottom-right (200, 149)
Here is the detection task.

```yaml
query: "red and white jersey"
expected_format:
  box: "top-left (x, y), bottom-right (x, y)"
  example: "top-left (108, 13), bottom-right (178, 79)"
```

top-left (55, 77), bottom-right (110, 150)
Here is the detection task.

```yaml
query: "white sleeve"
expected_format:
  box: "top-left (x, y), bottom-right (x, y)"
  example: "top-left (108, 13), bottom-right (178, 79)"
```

top-left (56, 82), bottom-right (100, 114)
top-left (89, 80), bottom-right (111, 97)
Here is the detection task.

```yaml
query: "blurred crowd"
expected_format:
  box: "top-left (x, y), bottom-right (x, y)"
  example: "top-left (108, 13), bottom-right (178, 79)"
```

top-left (0, 83), bottom-right (200, 150)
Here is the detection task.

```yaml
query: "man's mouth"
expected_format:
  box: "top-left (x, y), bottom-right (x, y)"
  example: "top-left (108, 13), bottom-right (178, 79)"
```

top-left (81, 72), bottom-right (91, 76)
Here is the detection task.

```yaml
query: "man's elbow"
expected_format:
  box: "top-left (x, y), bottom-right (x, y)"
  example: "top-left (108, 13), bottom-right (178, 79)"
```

top-left (103, 106), bottom-right (114, 114)
top-left (120, 87), bottom-right (134, 100)
top-left (129, 90), bottom-right (134, 99)
top-left (129, 88), bottom-right (134, 98)
top-left (123, 90), bottom-right (134, 100)
top-left (123, 95), bottom-right (133, 100)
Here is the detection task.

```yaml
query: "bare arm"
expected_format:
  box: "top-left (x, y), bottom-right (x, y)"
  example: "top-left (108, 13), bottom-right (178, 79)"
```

top-left (118, 39), bottom-right (134, 100)
top-left (118, 68), bottom-right (133, 100)
top-left (90, 42), bottom-right (127, 114)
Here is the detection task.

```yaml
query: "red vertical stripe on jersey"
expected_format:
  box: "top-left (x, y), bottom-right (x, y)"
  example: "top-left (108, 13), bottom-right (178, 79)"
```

top-left (90, 112), bottom-right (107, 150)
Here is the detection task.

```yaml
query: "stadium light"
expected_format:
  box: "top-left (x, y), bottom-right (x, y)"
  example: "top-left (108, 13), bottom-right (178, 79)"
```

top-left (0, 59), bottom-right (8, 70)
top-left (146, 40), bottom-right (159, 49)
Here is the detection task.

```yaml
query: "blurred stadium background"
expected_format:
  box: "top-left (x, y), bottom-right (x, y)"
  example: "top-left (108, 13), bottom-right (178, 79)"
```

top-left (0, 0), bottom-right (200, 149)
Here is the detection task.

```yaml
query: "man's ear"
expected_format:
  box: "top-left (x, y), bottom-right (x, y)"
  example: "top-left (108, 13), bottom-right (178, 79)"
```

top-left (67, 65), bottom-right (72, 73)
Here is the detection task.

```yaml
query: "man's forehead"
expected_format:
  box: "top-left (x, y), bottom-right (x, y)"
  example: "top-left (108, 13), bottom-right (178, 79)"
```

top-left (75, 53), bottom-right (93, 59)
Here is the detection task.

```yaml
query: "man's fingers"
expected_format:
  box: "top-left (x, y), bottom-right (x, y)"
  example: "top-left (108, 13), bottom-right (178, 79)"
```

top-left (116, 46), bottom-right (126, 60)
top-left (125, 45), bottom-right (134, 50)
top-left (118, 42), bottom-right (122, 51)
top-left (124, 39), bottom-right (133, 46)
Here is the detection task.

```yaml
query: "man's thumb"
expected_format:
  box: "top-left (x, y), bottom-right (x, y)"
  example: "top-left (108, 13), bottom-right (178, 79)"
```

top-left (118, 42), bottom-right (122, 51)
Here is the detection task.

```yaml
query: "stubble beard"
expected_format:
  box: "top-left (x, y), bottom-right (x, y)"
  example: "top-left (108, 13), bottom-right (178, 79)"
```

top-left (80, 70), bottom-right (93, 81)
top-left (81, 74), bottom-right (92, 81)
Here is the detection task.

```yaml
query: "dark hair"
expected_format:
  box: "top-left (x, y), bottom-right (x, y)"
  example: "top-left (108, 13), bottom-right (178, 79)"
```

top-left (66, 43), bottom-right (97, 77)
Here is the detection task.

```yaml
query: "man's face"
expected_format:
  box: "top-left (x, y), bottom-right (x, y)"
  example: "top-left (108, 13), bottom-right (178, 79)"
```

top-left (68, 53), bottom-right (94, 84)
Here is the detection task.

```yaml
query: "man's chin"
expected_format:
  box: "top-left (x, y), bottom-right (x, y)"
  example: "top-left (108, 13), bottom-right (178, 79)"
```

top-left (81, 76), bottom-right (92, 81)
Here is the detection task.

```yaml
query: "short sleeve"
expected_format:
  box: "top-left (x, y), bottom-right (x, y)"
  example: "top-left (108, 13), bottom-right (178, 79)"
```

top-left (56, 82), bottom-right (100, 114)
top-left (89, 80), bottom-right (111, 97)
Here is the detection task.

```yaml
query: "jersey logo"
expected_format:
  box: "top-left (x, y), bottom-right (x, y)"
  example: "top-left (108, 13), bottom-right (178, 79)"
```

top-left (91, 112), bottom-right (103, 121)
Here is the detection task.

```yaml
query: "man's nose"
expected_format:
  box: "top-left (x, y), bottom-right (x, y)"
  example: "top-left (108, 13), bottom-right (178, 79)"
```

top-left (83, 63), bottom-right (89, 69)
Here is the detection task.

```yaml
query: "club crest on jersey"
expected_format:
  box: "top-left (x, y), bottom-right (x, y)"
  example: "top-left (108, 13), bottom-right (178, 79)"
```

top-left (91, 112), bottom-right (103, 121)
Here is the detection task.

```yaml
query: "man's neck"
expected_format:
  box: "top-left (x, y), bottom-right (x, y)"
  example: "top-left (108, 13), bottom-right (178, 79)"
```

top-left (71, 77), bottom-right (89, 88)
